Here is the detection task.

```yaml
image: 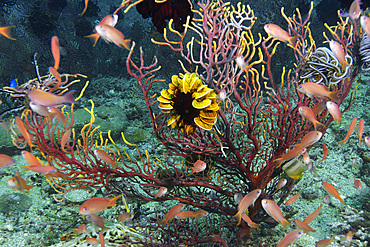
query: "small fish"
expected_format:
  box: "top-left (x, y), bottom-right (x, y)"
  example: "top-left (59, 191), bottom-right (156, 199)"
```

top-left (329, 40), bottom-right (348, 68)
top-left (0, 154), bottom-right (16, 168)
top-left (79, 196), bottom-right (120, 215)
top-left (264, 24), bottom-right (298, 46)
top-left (86, 214), bottom-right (108, 230)
top-left (94, 24), bottom-right (131, 50)
top-left (51, 36), bottom-right (60, 71)
top-left (302, 152), bottom-right (310, 165)
top-left (326, 101), bottom-right (342, 122)
top-left (241, 214), bottom-right (258, 228)
top-left (274, 146), bottom-right (307, 167)
top-left (323, 195), bottom-right (331, 204)
top-left (21, 150), bottom-right (42, 167)
top-left (15, 116), bottom-right (34, 150)
top-left (160, 204), bottom-right (185, 226)
top-left (100, 14), bottom-right (119, 27)
top-left (322, 182), bottom-right (344, 204)
top-left (261, 199), bottom-right (291, 230)
top-left (47, 107), bottom-right (66, 125)
top-left (341, 0), bottom-right (362, 20)
top-left (358, 118), bottom-right (364, 146)
top-left (299, 106), bottom-right (326, 130)
top-left (0, 119), bottom-right (9, 134)
top-left (275, 178), bottom-right (287, 192)
top-left (28, 89), bottom-right (76, 107)
top-left (194, 209), bottom-right (209, 218)
top-left (191, 160), bottom-right (206, 173)
top-left (303, 204), bottom-right (322, 224)
top-left (154, 186), bottom-right (168, 198)
top-left (48, 67), bottom-right (61, 85)
top-left (295, 131), bottom-right (322, 148)
top-left (73, 224), bottom-right (87, 234)
top-left (9, 78), bottom-right (17, 88)
top-left (233, 189), bottom-right (262, 226)
top-left (352, 158), bottom-right (358, 170)
top-left (7, 172), bottom-right (35, 193)
top-left (345, 230), bottom-right (353, 245)
top-left (235, 55), bottom-right (251, 72)
top-left (312, 101), bottom-right (326, 115)
top-left (361, 15), bottom-right (370, 37)
top-left (292, 219), bottom-right (316, 232)
top-left (29, 102), bottom-right (52, 117)
top-left (79, 0), bottom-right (89, 16)
top-left (118, 212), bottom-right (134, 223)
top-left (315, 236), bottom-right (336, 247)
top-left (61, 130), bottom-right (71, 152)
top-left (234, 193), bottom-right (243, 204)
top-left (23, 164), bottom-right (58, 175)
top-left (339, 117), bottom-right (357, 146)
top-left (365, 136), bottom-right (370, 148)
top-left (285, 191), bottom-right (300, 205)
top-left (306, 161), bottom-right (318, 176)
top-left (0, 25), bottom-right (16, 40)
top-left (94, 149), bottom-right (119, 168)
top-left (354, 179), bottom-right (362, 190)
top-left (318, 143), bottom-right (327, 163)
top-left (175, 211), bottom-right (198, 220)
top-left (297, 82), bottom-right (339, 102)
top-left (277, 230), bottom-right (303, 247)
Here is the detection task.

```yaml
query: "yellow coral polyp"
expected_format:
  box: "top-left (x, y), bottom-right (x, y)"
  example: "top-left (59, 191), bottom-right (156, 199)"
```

top-left (158, 73), bottom-right (219, 134)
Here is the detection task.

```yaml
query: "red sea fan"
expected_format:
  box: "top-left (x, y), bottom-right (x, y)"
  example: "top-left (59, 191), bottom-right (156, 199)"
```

top-left (136, 0), bottom-right (193, 33)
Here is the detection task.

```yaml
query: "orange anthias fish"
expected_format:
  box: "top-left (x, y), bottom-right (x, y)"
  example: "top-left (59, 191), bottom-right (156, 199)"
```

top-left (361, 15), bottom-right (370, 37)
top-left (154, 186), bottom-right (168, 198)
top-left (285, 191), bottom-right (300, 205)
top-left (86, 214), bottom-right (108, 230)
top-left (8, 172), bottom-right (35, 193)
top-left (233, 189), bottom-right (262, 226)
top-left (358, 118), bottom-right (364, 146)
top-left (21, 150), bottom-right (42, 167)
top-left (295, 131), bottom-right (322, 148)
top-left (51, 36), bottom-right (60, 70)
top-left (23, 164), bottom-right (58, 175)
top-left (274, 146), bottom-right (307, 167)
top-left (318, 143), bottom-right (327, 163)
top-left (261, 199), bottom-right (291, 230)
top-left (175, 211), bottom-right (199, 220)
top-left (297, 82), bottom-right (340, 102)
top-left (61, 130), bottom-right (71, 152)
top-left (28, 89), bottom-right (77, 107)
top-left (292, 219), bottom-right (316, 232)
top-left (315, 236), bottom-right (336, 247)
top-left (160, 203), bottom-right (185, 226)
top-left (0, 154), bottom-right (16, 168)
top-left (85, 14), bottom-right (119, 46)
top-left (191, 160), bottom-right (206, 173)
top-left (94, 24), bottom-right (131, 50)
top-left (341, 0), bottom-right (362, 20)
top-left (79, 196), bottom-right (120, 215)
top-left (275, 178), bottom-right (287, 192)
top-left (73, 224), bottom-right (87, 234)
top-left (277, 230), bottom-right (303, 247)
top-left (299, 106), bottom-right (326, 130)
top-left (241, 214), bottom-right (258, 228)
top-left (329, 40), bottom-right (348, 68)
top-left (118, 212), bottom-right (135, 223)
top-left (264, 24), bottom-right (298, 46)
top-left (326, 101), bottom-right (342, 122)
top-left (0, 25), bottom-right (16, 40)
top-left (365, 136), bottom-right (370, 148)
top-left (322, 182), bottom-right (344, 204)
top-left (79, 0), bottom-right (89, 16)
top-left (94, 149), bottom-right (119, 168)
top-left (339, 117), bottom-right (357, 146)
top-left (15, 117), bottom-right (34, 150)
top-left (354, 179), bottom-right (362, 190)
